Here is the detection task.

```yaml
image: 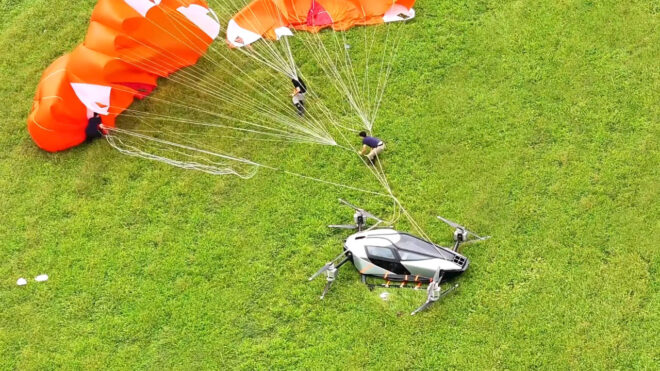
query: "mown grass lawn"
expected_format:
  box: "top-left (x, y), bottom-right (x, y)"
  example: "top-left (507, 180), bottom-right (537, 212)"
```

top-left (1, 0), bottom-right (658, 369)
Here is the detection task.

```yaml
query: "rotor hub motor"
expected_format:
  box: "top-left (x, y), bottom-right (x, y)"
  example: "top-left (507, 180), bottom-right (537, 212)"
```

top-left (453, 228), bottom-right (468, 242)
top-left (353, 211), bottom-right (365, 230)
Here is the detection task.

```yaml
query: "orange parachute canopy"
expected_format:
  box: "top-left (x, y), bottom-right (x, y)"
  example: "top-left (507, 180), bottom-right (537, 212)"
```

top-left (28, 0), bottom-right (221, 152)
top-left (227, 0), bottom-right (415, 47)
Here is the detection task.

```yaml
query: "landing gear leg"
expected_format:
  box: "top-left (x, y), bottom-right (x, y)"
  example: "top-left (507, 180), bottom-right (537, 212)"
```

top-left (320, 265), bottom-right (337, 299)
top-left (309, 253), bottom-right (351, 299)
top-left (411, 269), bottom-right (458, 315)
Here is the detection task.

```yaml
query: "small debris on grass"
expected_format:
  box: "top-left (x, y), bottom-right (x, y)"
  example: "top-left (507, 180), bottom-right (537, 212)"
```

top-left (379, 292), bottom-right (390, 301)
top-left (35, 274), bottom-right (48, 282)
top-left (17, 278), bottom-right (27, 286)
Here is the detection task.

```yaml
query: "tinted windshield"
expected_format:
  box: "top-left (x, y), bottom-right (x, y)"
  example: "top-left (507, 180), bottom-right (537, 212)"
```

top-left (366, 233), bottom-right (455, 260)
top-left (396, 234), bottom-right (455, 260)
top-left (366, 246), bottom-right (396, 260)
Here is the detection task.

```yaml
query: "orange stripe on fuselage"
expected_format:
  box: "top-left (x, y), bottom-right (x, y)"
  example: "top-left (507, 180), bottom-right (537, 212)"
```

top-left (359, 263), bottom-right (375, 274)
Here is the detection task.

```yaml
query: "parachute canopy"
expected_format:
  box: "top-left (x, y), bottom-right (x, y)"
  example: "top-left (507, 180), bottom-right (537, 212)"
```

top-left (227, 0), bottom-right (416, 47)
top-left (27, 0), bottom-right (221, 152)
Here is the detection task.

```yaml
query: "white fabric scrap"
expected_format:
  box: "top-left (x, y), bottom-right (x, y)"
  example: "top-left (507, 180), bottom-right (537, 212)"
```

top-left (35, 274), bottom-right (49, 282)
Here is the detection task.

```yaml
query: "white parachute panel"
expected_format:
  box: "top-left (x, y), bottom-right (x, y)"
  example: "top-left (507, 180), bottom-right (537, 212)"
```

top-left (226, 19), bottom-right (263, 47)
top-left (123, 0), bottom-right (161, 17)
top-left (383, 4), bottom-right (415, 23)
top-left (70, 83), bottom-right (112, 115)
top-left (177, 5), bottom-right (221, 40)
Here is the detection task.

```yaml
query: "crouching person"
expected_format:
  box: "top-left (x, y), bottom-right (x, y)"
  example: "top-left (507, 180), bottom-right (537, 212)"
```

top-left (358, 131), bottom-right (385, 164)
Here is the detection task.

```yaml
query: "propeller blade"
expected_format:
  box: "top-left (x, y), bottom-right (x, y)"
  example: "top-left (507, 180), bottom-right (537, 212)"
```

top-left (362, 211), bottom-right (383, 223)
top-left (338, 198), bottom-right (360, 211)
top-left (462, 235), bottom-right (492, 245)
top-left (437, 216), bottom-right (487, 240)
top-left (437, 216), bottom-right (463, 230)
top-left (411, 299), bottom-right (434, 316)
top-left (339, 199), bottom-right (383, 223)
top-left (442, 283), bottom-right (459, 299)
top-left (309, 251), bottom-right (348, 281)
top-left (328, 224), bottom-right (358, 230)
top-left (308, 263), bottom-right (332, 281)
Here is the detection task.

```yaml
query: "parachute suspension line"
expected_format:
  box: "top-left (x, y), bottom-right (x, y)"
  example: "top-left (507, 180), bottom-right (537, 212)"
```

top-left (202, 43), bottom-right (336, 141)
top-left (305, 30), bottom-right (392, 188)
top-left (116, 57), bottom-right (338, 155)
top-left (119, 51), bottom-right (323, 141)
top-left (108, 86), bottom-right (304, 141)
top-left (104, 125), bottom-right (262, 178)
top-left (203, 0), bottom-right (339, 147)
top-left (185, 15), bottom-right (334, 141)
top-left (291, 67), bottom-right (354, 141)
top-left (116, 6), bottom-right (332, 140)
top-left (131, 115), bottom-right (315, 167)
top-left (116, 110), bottom-right (324, 144)
top-left (110, 24), bottom-right (296, 124)
top-left (126, 116), bottom-right (347, 196)
top-left (109, 14), bottom-right (336, 145)
top-left (326, 112), bottom-right (392, 195)
top-left (336, 22), bottom-right (400, 132)
top-left (124, 128), bottom-right (314, 143)
top-left (293, 24), bottom-right (368, 128)
top-left (103, 125), bottom-right (390, 198)
top-left (176, 3), bottom-right (415, 232)
top-left (176, 12), bottom-right (336, 145)
top-left (158, 18), bottom-right (303, 115)
top-left (209, 0), bottom-right (298, 77)
top-left (334, 137), bottom-right (432, 243)
top-left (108, 134), bottom-right (259, 178)
top-left (236, 47), bottom-right (292, 77)
top-left (362, 23), bottom-right (375, 120)
top-left (323, 30), bottom-right (369, 128)
top-left (370, 25), bottom-right (405, 132)
top-left (105, 124), bottom-right (304, 143)
top-left (111, 2), bottom-right (420, 234)
top-left (319, 96), bottom-right (428, 238)
top-left (108, 86), bottom-right (335, 145)
top-left (292, 21), bottom-right (429, 240)
top-left (357, 3), bottom-right (375, 127)
top-left (300, 28), bottom-right (371, 130)
top-left (282, 31), bottom-right (299, 79)
top-left (204, 0), bottom-right (371, 143)
top-left (196, 8), bottom-right (424, 240)
top-left (339, 31), bottom-right (371, 125)
top-left (166, 0), bottom-right (388, 134)
top-left (290, 17), bottom-right (405, 133)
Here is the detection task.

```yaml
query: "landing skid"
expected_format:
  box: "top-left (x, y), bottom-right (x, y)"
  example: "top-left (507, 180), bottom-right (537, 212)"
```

top-left (360, 272), bottom-right (459, 315)
top-left (362, 274), bottom-right (431, 291)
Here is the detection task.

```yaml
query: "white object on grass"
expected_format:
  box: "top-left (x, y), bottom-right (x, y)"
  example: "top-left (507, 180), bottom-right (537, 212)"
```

top-left (379, 292), bottom-right (390, 301)
top-left (17, 278), bottom-right (27, 286)
top-left (35, 274), bottom-right (48, 282)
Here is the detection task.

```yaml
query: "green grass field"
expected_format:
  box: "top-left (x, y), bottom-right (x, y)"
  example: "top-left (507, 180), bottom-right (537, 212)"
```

top-left (1, 0), bottom-right (659, 368)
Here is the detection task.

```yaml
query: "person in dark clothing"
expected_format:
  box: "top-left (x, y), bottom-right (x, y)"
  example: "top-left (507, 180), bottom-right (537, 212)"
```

top-left (291, 77), bottom-right (307, 116)
top-left (85, 112), bottom-right (103, 141)
top-left (358, 131), bottom-right (385, 163)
